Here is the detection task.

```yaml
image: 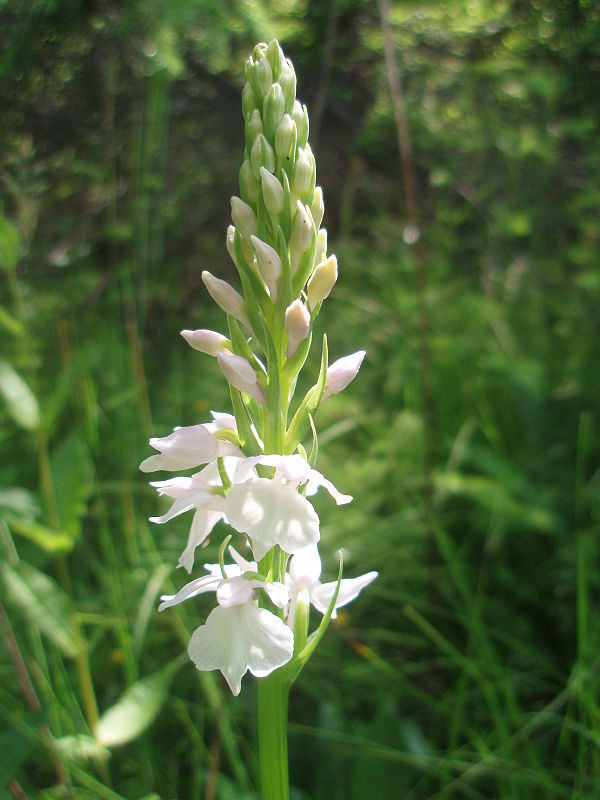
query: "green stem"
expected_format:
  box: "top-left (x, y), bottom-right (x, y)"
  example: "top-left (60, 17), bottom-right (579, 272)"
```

top-left (257, 668), bottom-right (290, 800)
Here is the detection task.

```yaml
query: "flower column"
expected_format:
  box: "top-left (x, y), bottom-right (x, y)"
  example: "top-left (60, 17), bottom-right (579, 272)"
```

top-left (142, 40), bottom-right (376, 800)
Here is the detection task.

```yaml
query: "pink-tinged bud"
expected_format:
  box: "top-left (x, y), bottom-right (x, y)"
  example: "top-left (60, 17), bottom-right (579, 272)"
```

top-left (217, 351), bottom-right (264, 404)
top-left (323, 351), bottom-right (366, 399)
top-left (306, 254), bottom-right (338, 308)
top-left (226, 225), bottom-right (237, 264)
top-left (290, 200), bottom-right (313, 254)
top-left (250, 235), bottom-right (282, 300)
top-left (181, 329), bottom-right (228, 356)
top-left (201, 270), bottom-right (252, 331)
top-left (284, 299), bottom-right (310, 357)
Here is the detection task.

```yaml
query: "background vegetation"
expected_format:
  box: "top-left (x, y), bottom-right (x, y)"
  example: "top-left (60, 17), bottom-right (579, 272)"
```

top-left (1, 1), bottom-right (599, 797)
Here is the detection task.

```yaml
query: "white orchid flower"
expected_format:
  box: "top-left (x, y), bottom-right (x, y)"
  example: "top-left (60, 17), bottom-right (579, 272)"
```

top-left (150, 458), bottom-right (256, 572)
top-left (140, 411), bottom-right (242, 473)
top-left (223, 454), bottom-right (351, 561)
top-left (286, 545), bottom-right (378, 629)
top-left (159, 551), bottom-right (293, 696)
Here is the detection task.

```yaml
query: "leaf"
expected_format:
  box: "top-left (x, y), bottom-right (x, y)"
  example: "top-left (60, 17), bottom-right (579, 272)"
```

top-left (0, 359), bottom-right (40, 431)
top-left (5, 515), bottom-right (74, 553)
top-left (1, 561), bottom-right (78, 657)
top-left (49, 431), bottom-right (94, 542)
top-left (94, 662), bottom-right (181, 747)
top-left (0, 710), bottom-right (45, 784)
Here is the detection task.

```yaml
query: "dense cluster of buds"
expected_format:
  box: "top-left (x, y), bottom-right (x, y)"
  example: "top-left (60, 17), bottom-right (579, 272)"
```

top-left (142, 40), bottom-right (375, 696)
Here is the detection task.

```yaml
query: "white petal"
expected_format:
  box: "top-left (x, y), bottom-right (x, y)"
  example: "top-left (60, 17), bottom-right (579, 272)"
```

top-left (227, 546), bottom-right (256, 573)
top-left (224, 478), bottom-right (320, 560)
top-left (187, 603), bottom-right (294, 696)
top-left (310, 571), bottom-right (378, 616)
top-left (140, 425), bottom-right (220, 472)
top-left (263, 581), bottom-right (289, 609)
top-left (149, 490), bottom-right (212, 525)
top-left (177, 506), bottom-right (224, 573)
top-left (306, 468), bottom-right (353, 505)
top-left (216, 576), bottom-right (255, 607)
top-left (288, 545), bottom-right (322, 590)
top-left (158, 575), bottom-right (220, 611)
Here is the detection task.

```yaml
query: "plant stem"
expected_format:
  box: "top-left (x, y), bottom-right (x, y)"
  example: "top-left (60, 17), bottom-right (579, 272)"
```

top-left (257, 668), bottom-right (290, 800)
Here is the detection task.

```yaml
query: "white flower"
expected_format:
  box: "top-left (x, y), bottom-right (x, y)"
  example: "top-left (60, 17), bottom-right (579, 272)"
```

top-left (223, 454), bottom-right (351, 561)
top-left (140, 412), bottom-right (241, 473)
top-left (286, 545), bottom-right (378, 628)
top-left (150, 458), bottom-right (256, 572)
top-left (159, 553), bottom-right (293, 696)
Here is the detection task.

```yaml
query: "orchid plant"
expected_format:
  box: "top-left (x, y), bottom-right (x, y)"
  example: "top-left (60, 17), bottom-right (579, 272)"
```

top-left (142, 40), bottom-right (377, 799)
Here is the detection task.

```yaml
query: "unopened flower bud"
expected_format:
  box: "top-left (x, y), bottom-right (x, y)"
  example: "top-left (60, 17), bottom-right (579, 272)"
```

top-left (226, 225), bottom-right (237, 264)
top-left (307, 254), bottom-right (338, 308)
top-left (263, 83), bottom-right (286, 141)
top-left (284, 299), bottom-right (310, 357)
top-left (217, 351), bottom-right (264, 404)
top-left (250, 133), bottom-right (275, 179)
top-left (290, 200), bottom-right (314, 254)
top-left (260, 167), bottom-right (284, 217)
top-left (231, 196), bottom-right (257, 239)
top-left (275, 113), bottom-right (296, 159)
top-left (323, 351), bottom-right (366, 400)
top-left (255, 55), bottom-right (273, 99)
top-left (315, 228), bottom-right (327, 265)
top-left (181, 329), bottom-right (228, 356)
top-left (291, 147), bottom-right (313, 199)
top-left (253, 42), bottom-right (268, 61)
top-left (266, 39), bottom-right (284, 78)
top-left (239, 159), bottom-right (259, 205)
top-left (247, 108), bottom-right (263, 145)
top-left (242, 81), bottom-right (256, 116)
top-left (201, 270), bottom-right (251, 331)
top-left (250, 235), bottom-right (282, 300)
top-left (278, 59), bottom-right (297, 113)
top-left (291, 100), bottom-right (309, 148)
top-left (311, 186), bottom-right (324, 229)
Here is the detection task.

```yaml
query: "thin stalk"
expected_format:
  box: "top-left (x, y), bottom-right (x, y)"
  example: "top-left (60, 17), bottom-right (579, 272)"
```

top-left (257, 669), bottom-right (290, 800)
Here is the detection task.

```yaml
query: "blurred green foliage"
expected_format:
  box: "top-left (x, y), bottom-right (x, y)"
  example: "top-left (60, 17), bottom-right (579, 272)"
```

top-left (1, 0), bottom-right (599, 798)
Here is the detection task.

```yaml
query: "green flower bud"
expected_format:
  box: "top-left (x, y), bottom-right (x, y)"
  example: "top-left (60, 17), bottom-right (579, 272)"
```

top-left (311, 186), bottom-right (324, 229)
top-left (260, 166), bottom-right (284, 218)
top-left (291, 100), bottom-right (309, 148)
top-left (307, 254), bottom-right (338, 308)
top-left (275, 113), bottom-right (296, 159)
top-left (290, 200), bottom-right (314, 254)
top-left (247, 108), bottom-right (263, 145)
top-left (231, 196), bottom-right (257, 239)
top-left (255, 55), bottom-right (273, 99)
top-left (253, 42), bottom-right (268, 62)
top-left (239, 159), bottom-right (259, 205)
top-left (263, 82), bottom-right (286, 142)
top-left (242, 81), bottom-right (256, 116)
top-left (266, 39), bottom-right (284, 79)
top-left (291, 147), bottom-right (313, 199)
top-left (250, 133), bottom-right (275, 180)
top-left (251, 234), bottom-right (282, 300)
top-left (278, 58), bottom-right (297, 113)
